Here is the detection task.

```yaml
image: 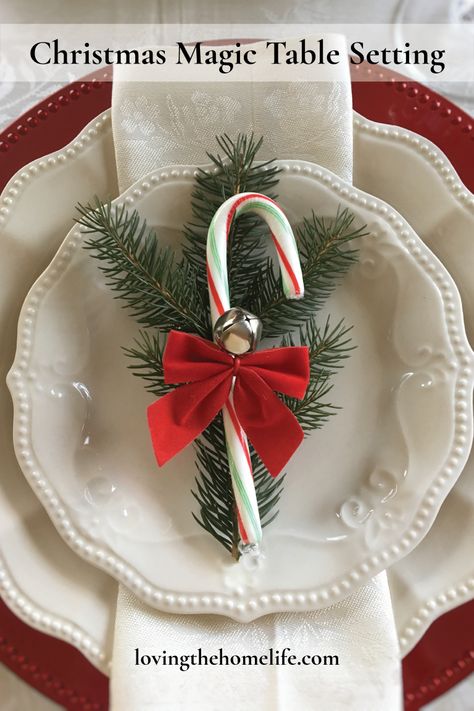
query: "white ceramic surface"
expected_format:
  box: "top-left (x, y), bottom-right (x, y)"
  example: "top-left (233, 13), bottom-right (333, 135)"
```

top-left (353, 115), bottom-right (474, 654)
top-left (0, 111), bottom-right (118, 672)
top-left (8, 159), bottom-right (473, 621)
top-left (2, 109), bottom-right (474, 663)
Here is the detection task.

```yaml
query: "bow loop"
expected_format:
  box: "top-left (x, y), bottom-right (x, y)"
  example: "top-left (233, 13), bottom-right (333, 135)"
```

top-left (243, 346), bottom-right (310, 399)
top-left (163, 330), bottom-right (231, 384)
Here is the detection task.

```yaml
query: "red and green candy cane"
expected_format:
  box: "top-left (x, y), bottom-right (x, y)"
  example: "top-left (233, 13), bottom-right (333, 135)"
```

top-left (207, 192), bottom-right (304, 551)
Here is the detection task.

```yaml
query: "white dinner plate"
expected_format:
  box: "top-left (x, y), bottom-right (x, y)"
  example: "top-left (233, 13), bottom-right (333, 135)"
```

top-left (353, 115), bottom-right (474, 653)
top-left (1, 109), bottom-right (473, 663)
top-left (0, 111), bottom-right (118, 672)
top-left (8, 158), bottom-right (473, 621)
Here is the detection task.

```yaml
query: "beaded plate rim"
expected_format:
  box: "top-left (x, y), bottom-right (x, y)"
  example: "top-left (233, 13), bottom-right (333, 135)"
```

top-left (353, 113), bottom-right (474, 210)
top-left (353, 112), bottom-right (474, 655)
top-left (7, 155), bottom-right (474, 621)
top-left (0, 110), bottom-right (114, 673)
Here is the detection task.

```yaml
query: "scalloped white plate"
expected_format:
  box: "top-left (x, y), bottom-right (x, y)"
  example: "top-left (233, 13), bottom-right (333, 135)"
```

top-left (353, 115), bottom-right (474, 654)
top-left (0, 111), bottom-right (118, 672)
top-left (8, 158), bottom-right (474, 621)
top-left (2, 109), bottom-right (474, 663)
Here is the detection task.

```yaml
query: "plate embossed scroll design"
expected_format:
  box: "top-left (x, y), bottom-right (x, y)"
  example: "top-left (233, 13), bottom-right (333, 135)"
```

top-left (8, 161), bottom-right (474, 621)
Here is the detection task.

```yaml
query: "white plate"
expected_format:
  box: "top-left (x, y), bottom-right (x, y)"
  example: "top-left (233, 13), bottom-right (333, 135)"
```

top-left (353, 115), bottom-right (474, 654)
top-left (2, 109), bottom-right (473, 663)
top-left (0, 111), bottom-right (118, 672)
top-left (8, 159), bottom-right (473, 621)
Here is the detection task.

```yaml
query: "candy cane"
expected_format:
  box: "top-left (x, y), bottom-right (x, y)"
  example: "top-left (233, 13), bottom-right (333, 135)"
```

top-left (206, 192), bottom-right (304, 548)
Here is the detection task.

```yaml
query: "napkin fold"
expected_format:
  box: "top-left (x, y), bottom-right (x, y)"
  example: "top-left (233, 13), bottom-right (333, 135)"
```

top-left (110, 37), bottom-right (402, 710)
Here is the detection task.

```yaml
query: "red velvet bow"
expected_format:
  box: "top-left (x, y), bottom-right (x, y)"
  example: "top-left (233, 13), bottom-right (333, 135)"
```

top-left (147, 331), bottom-right (310, 477)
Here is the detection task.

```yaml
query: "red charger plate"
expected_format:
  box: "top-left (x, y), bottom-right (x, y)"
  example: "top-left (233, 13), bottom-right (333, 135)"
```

top-left (0, 64), bottom-right (473, 711)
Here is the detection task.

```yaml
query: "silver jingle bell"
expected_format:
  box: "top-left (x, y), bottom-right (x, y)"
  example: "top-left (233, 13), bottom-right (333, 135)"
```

top-left (213, 307), bottom-right (262, 356)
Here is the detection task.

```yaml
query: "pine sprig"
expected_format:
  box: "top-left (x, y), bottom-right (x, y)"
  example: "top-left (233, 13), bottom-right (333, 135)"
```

top-left (243, 207), bottom-right (366, 337)
top-left (77, 134), bottom-right (363, 559)
top-left (76, 200), bottom-right (210, 337)
top-left (283, 375), bottom-right (336, 433)
top-left (283, 317), bottom-right (354, 379)
top-left (123, 332), bottom-right (170, 397)
top-left (183, 134), bottom-right (281, 303)
top-left (193, 417), bottom-right (286, 558)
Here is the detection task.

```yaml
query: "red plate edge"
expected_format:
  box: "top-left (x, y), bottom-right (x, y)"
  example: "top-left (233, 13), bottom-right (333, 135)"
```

top-left (0, 598), bottom-right (108, 710)
top-left (0, 64), bottom-right (473, 711)
top-left (0, 64), bottom-right (473, 192)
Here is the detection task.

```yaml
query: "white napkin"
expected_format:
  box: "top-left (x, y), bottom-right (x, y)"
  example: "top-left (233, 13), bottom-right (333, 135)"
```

top-left (110, 37), bottom-right (402, 711)
top-left (113, 575), bottom-right (401, 711)
top-left (112, 37), bottom-right (352, 187)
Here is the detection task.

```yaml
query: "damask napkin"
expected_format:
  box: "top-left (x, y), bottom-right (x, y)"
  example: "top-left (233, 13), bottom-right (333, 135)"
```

top-left (111, 37), bottom-right (352, 187)
top-left (110, 37), bottom-right (402, 710)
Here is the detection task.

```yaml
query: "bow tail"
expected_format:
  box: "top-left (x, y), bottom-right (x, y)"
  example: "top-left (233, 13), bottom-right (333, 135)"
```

top-left (234, 369), bottom-right (305, 477)
top-left (147, 372), bottom-right (231, 467)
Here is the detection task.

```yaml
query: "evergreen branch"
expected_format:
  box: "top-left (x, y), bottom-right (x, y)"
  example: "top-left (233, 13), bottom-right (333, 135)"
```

top-left (79, 134), bottom-right (363, 559)
top-left (123, 331), bottom-right (171, 397)
top-left (192, 417), bottom-right (285, 557)
top-left (283, 317), bottom-right (355, 379)
top-left (283, 374), bottom-right (337, 433)
top-left (281, 316), bottom-right (356, 432)
top-left (243, 207), bottom-right (367, 337)
top-left (76, 199), bottom-right (210, 337)
top-left (182, 133), bottom-right (281, 302)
